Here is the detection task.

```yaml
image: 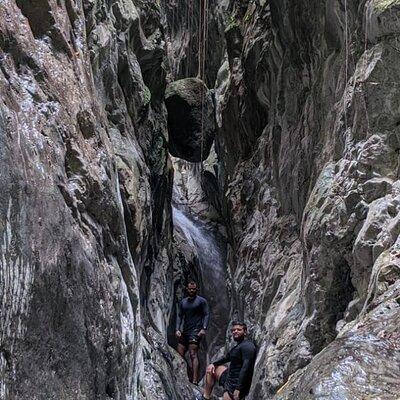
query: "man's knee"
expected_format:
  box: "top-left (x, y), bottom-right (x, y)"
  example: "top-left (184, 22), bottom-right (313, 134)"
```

top-left (206, 364), bottom-right (216, 378)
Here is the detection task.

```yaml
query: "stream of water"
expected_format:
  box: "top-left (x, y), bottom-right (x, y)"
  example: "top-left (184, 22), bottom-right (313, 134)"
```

top-left (172, 205), bottom-right (229, 360)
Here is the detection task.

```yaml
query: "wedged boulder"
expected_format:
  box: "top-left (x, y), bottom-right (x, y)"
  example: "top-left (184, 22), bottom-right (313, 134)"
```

top-left (165, 78), bottom-right (216, 162)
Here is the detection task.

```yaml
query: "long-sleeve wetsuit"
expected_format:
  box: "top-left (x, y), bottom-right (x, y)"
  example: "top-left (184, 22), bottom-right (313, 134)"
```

top-left (213, 339), bottom-right (256, 396)
top-left (176, 295), bottom-right (210, 337)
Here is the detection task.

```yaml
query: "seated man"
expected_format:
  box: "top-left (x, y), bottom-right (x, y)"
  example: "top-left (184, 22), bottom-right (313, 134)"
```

top-left (202, 322), bottom-right (256, 400)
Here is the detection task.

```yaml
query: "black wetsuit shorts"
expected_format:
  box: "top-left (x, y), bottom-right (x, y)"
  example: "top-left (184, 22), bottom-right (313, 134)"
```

top-left (178, 329), bottom-right (202, 347)
top-left (219, 370), bottom-right (246, 399)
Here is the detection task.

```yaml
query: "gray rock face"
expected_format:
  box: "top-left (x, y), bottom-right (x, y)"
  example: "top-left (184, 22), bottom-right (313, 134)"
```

top-left (209, 0), bottom-right (400, 398)
top-left (3, 0), bottom-right (400, 399)
top-left (276, 287), bottom-right (400, 399)
top-left (165, 78), bottom-right (216, 162)
top-left (161, 0), bottom-right (227, 87)
top-left (0, 0), bottom-right (193, 399)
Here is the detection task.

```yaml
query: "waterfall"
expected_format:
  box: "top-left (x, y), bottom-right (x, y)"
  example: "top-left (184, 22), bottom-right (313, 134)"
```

top-left (172, 205), bottom-right (229, 360)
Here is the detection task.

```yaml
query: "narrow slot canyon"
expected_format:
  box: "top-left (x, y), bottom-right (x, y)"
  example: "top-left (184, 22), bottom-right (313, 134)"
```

top-left (1, 0), bottom-right (400, 399)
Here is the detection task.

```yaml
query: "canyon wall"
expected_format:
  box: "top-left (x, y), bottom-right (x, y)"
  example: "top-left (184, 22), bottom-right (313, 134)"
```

top-left (0, 0), bottom-right (194, 398)
top-left (2, 0), bottom-right (400, 399)
top-left (212, 0), bottom-right (400, 398)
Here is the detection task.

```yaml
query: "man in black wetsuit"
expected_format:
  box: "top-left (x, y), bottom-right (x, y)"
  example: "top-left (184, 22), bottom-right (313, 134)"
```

top-left (202, 322), bottom-right (256, 400)
top-left (176, 281), bottom-right (210, 385)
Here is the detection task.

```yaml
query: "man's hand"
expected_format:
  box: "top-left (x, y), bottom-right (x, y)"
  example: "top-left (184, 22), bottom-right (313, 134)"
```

top-left (206, 364), bottom-right (215, 375)
top-left (198, 329), bottom-right (206, 338)
top-left (233, 389), bottom-right (240, 400)
top-left (175, 330), bottom-right (182, 338)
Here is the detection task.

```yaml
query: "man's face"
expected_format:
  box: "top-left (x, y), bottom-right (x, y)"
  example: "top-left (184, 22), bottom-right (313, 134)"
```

top-left (231, 325), bottom-right (246, 341)
top-left (187, 283), bottom-right (198, 298)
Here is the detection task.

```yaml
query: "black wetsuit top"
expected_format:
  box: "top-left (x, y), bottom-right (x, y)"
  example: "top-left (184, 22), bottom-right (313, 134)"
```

top-left (176, 295), bottom-right (210, 335)
top-left (213, 339), bottom-right (256, 395)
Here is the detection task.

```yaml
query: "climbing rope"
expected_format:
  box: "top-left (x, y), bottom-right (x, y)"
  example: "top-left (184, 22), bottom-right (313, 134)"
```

top-left (197, 1), bottom-right (202, 79)
top-left (344, 0), bottom-right (349, 133)
top-left (199, 0), bottom-right (209, 171)
top-left (186, 0), bottom-right (193, 77)
top-left (362, 0), bottom-right (371, 136)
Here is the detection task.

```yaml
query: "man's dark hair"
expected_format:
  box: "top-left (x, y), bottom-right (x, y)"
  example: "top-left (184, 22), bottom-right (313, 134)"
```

top-left (231, 321), bottom-right (247, 331)
top-left (187, 280), bottom-right (198, 287)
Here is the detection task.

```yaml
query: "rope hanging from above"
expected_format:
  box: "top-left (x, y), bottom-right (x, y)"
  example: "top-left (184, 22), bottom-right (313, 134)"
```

top-left (198, 0), bottom-right (209, 171)
top-left (344, 0), bottom-right (349, 133)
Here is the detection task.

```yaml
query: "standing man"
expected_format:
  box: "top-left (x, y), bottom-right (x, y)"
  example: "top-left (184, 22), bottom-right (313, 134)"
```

top-left (202, 321), bottom-right (256, 400)
top-left (176, 281), bottom-right (210, 385)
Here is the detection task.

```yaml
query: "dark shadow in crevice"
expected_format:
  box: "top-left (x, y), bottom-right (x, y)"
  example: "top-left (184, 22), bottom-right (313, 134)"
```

top-left (16, 0), bottom-right (54, 39)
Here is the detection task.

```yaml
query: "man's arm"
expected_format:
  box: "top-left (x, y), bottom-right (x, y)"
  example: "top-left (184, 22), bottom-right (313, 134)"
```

top-left (236, 342), bottom-right (256, 392)
top-left (212, 351), bottom-right (231, 367)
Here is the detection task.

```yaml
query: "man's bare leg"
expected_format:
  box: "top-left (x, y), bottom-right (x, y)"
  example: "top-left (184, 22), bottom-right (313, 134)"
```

top-left (178, 343), bottom-right (193, 381)
top-left (188, 343), bottom-right (200, 384)
top-left (177, 343), bottom-right (186, 357)
top-left (203, 365), bottom-right (227, 399)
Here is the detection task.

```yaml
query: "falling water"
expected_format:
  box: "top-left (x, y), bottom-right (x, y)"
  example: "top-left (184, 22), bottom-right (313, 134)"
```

top-left (172, 205), bottom-right (229, 359)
